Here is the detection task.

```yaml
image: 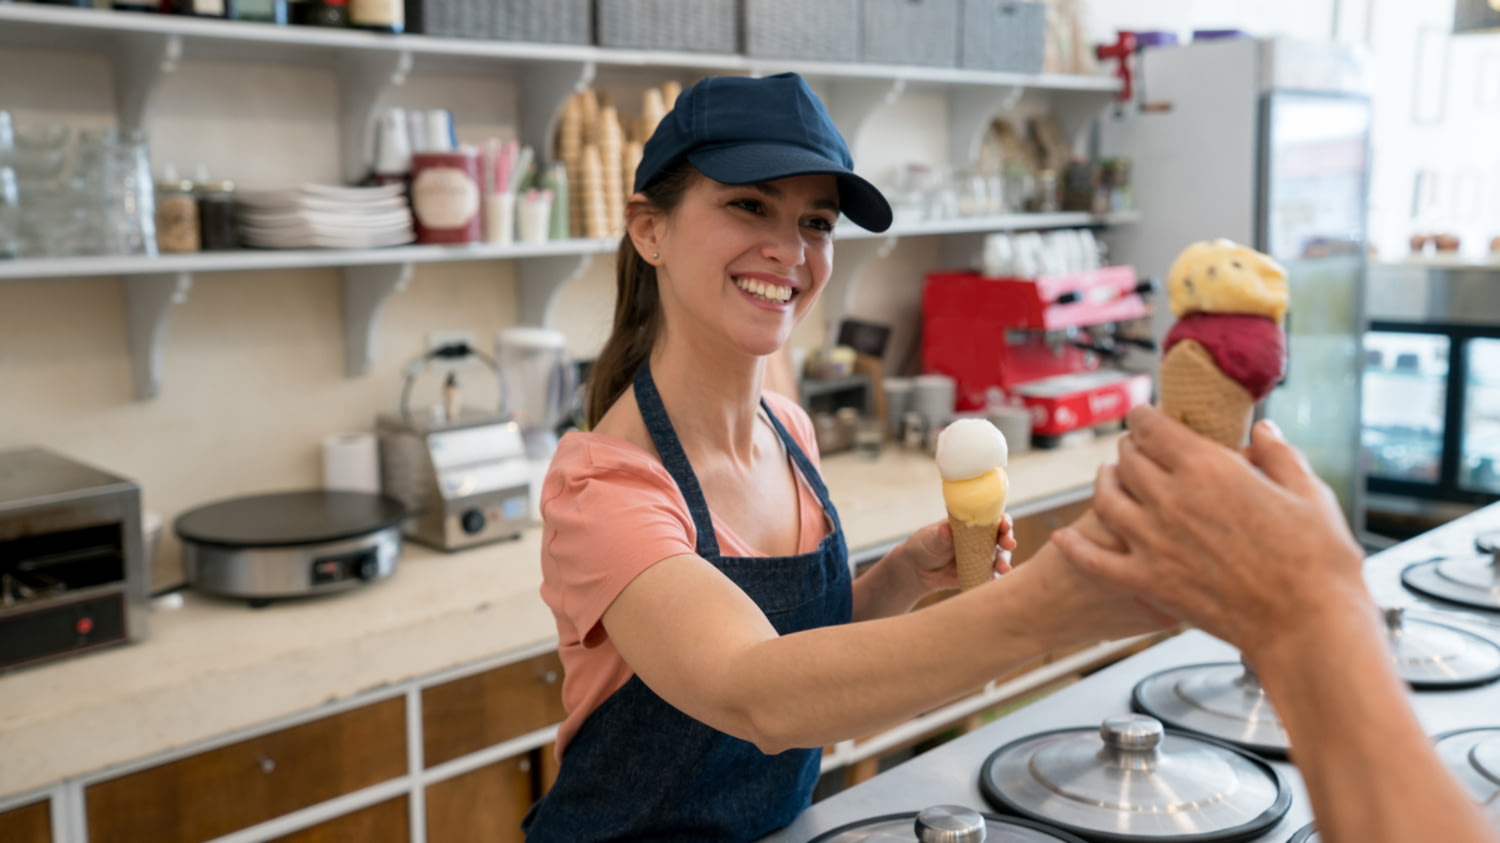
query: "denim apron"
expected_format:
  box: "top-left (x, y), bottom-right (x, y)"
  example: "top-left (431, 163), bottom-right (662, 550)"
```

top-left (522, 364), bottom-right (853, 842)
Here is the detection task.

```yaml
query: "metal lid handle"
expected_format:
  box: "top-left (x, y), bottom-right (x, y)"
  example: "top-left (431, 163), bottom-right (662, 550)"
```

top-left (1101, 714), bottom-right (1164, 751)
top-left (914, 805), bottom-right (988, 843)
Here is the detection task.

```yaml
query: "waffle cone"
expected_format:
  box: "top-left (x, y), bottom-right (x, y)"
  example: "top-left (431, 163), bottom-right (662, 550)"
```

top-left (949, 515), bottom-right (999, 591)
top-left (1158, 339), bottom-right (1256, 448)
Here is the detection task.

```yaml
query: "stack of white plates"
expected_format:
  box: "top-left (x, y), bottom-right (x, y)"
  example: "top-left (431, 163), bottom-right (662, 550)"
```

top-left (237, 184), bottom-right (415, 249)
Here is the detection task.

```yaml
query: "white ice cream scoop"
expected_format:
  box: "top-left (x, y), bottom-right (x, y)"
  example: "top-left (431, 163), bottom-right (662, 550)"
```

top-left (935, 418), bottom-right (1008, 481)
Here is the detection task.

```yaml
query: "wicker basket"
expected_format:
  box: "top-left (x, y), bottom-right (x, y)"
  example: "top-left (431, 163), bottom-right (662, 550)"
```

top-left (960, 0), bottom-right (1045, 72)
top-left (861, 0), bottom-right (959, 67)
top-left (418, 0), bottom-right (458, 37)
top-left (459, 0), bottom-right (492, 40)
top-left (493, 0), bottom-right (593, 44)
top-left (743, 0), bottom-right (860, 63)
top-left (596, 0), bottom-right (739, 53)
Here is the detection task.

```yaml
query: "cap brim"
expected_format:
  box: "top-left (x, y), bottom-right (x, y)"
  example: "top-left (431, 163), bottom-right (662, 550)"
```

top-left (688, 142), bottom-right (893, 233)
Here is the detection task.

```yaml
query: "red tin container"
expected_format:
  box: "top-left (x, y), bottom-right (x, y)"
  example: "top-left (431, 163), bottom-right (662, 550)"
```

top-left (409, 149), bottom-right (482, 244)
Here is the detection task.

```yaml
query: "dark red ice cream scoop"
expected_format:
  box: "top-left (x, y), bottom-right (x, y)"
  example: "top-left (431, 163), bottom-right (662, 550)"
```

top-left (1164, 313), bottom-right (1286, 400)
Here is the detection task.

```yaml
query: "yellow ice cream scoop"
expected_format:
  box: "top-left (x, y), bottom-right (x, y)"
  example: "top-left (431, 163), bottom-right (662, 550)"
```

top-left (1166, 238), bottom-right (1289, 322)
top-left (942, 470), bottom-right (1008, 526)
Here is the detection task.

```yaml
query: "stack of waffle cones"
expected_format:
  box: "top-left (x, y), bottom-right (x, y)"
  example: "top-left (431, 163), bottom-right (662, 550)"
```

top-left (553, 83), bottom-right (671, 241)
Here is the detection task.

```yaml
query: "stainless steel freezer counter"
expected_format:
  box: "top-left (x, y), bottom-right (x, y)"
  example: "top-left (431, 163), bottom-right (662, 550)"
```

top-left (764, 502), bottom-right (1500, 842)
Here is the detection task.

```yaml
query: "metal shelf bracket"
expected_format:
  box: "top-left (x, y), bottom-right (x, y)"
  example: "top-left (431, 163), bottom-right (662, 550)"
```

top-left (822, 234), bottom-right (900, 345)
top-left (1049, 88), bottom-right (1118, 158)
top-left (338, 49), bottom-right (414, 186)
top-left (519, 60), bottom-right (597, 163)
top-left (343, 262), bottom-right (413, 378)
top-left (124, 271), bottom-right (192, 401)
top-left (947, 84), bottom-right (1025, 166)
top-left (113, 32), bottom-right (182, 133)
top-left (517, 253), bottom-right (595, 327)
top-left (826, 78), bottom-right (908, 151)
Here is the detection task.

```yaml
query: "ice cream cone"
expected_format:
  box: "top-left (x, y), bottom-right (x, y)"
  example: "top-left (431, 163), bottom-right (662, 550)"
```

top-left (949, 515), bottom-right (999, 591)
top-left (1158, 339), bottom-right (1256, 449)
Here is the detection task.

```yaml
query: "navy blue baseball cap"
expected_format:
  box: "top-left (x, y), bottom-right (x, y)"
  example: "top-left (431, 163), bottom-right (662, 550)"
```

top-left (633, 73), bottom-right (893, 233)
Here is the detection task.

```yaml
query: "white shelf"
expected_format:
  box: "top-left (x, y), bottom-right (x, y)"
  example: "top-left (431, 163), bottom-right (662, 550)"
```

top-left (842, 210), bottom-right (1141, 240)
top-left (1380, 254), bottom-right (1500, 271)
top-left (0, 4), bottom-right (1131, 400)
top-left (0, 212), bottom-right (1139, 283)
top-left (0, 238), bottom-right (618, 282)
top-left (0, 3), bottom-right (1120, 94)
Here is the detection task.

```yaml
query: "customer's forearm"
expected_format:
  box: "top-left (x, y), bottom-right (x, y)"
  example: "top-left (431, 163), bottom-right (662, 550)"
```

top-left (1252, 596), bottom-right (1497, 843)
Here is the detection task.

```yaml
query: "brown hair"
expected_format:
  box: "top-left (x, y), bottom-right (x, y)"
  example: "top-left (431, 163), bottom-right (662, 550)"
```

top-left (585, 162), bottom-right (700, 429)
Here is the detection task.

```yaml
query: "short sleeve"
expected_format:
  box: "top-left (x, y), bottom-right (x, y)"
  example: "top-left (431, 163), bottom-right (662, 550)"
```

top-left (539, 435), bottom-right (697, 648)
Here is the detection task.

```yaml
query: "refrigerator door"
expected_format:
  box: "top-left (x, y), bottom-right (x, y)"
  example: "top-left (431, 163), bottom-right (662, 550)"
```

top-left (1258, 91), bottom-right (1373, 525)
top-left (1460, 338), bottom-right (1500, 495)
top-left (1362, 330), bottom-right (1450, 485)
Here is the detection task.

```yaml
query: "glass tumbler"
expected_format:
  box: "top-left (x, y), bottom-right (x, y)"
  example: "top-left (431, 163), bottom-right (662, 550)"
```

top-left (0, 167), bottom-right (20, 259)
top-left (113, 129), bottom-right (158, 256)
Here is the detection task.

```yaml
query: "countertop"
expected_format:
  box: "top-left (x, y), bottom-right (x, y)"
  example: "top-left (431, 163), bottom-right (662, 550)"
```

top-left (0, 432), bottom-right (1123, 800)
top-left (762, 500), bottom-right (1500, 842)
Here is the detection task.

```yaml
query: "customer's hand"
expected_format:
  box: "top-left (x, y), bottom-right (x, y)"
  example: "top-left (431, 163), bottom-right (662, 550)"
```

top-left (1052, 406), bottom-right (1369, 662)
top-left (902, 515), bottom-right (1016, 592)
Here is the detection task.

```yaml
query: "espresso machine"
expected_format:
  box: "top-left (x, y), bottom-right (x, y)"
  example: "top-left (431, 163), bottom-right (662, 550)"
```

top-left (922, 265), bottom-right (1156, 445)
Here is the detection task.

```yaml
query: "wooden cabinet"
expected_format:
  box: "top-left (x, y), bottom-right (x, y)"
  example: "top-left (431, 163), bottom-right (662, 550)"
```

top-left (0, 799), bottom-right (51, 843)
top-left (267, 797), bottom-right (408, 843)
top-left (425, 756), bottom-right (535, 843)
top-left (85, 697), bottom-right (407, 843)
top-left (422, 651), bottom-right (565, 768)
top-left (71, 652), bottom-right (568, 843)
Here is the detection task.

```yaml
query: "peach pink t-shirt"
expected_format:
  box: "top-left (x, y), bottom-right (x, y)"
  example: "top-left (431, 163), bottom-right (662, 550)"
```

top-left (538, 391), bottom-right (830, 757)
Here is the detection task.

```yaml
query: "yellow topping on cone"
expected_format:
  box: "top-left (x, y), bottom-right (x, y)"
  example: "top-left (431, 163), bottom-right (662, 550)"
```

top-left (942, 468), bottom-right (1008, 526)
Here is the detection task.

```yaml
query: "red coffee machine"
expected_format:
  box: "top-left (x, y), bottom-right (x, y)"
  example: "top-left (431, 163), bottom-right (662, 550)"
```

top-left (922, 265), bottom-right (1156, 444)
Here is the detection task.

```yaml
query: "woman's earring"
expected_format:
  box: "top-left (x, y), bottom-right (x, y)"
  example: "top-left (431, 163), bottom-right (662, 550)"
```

top-left (651, 252), bottom-right (660, 260)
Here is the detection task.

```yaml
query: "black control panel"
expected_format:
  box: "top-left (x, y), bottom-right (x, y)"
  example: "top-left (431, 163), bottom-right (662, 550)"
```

top-left (309, 548), bottom-right (381, 585)
top-left (0, 591), bottom-right (127, 673)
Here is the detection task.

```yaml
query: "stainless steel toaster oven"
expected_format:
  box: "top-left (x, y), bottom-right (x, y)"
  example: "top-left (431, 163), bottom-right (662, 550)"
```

top-left (0, 447), bottom-right (149, 674)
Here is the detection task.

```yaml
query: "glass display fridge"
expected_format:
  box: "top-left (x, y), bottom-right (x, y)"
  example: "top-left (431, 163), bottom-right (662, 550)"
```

top-left (1363, 317), bottom-right (1500, 506)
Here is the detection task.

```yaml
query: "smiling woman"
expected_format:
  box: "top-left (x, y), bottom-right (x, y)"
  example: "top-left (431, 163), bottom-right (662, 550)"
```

top-left (520, 73), bottom-right (1167, 843)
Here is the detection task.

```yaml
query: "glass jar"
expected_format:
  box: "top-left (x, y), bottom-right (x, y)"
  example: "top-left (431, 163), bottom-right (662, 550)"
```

top-left (197, 180), bottom-right (238, 251)
top-left (156, 178), bottom-right (200, 253)
top-left (1100, 157), bottom-right (1132, 212)
top-left (0, 167), bottom-right (19, 260)
top-left (835, 407), bottom-right (862, 453)
top-left (235, 0), bottom-right (289, 23)
top-left (0, 110), bottom-right (13, 168)
top-left (1035, 169), bottom-right (1060, 213)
